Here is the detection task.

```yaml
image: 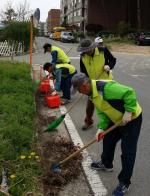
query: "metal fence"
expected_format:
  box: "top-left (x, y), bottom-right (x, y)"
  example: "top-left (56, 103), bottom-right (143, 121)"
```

top-left (0, 40), bottom-right (24, 56)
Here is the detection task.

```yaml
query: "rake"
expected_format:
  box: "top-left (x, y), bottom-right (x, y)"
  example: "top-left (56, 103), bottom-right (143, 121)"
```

top-left (51, 121), bottom-right (121, 173)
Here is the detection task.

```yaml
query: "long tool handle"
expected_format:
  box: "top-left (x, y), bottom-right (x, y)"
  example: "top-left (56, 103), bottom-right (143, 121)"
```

top-left (59, 122), bottom-right (121, 165)
top-left (65, 95), bottom-right (83, 114)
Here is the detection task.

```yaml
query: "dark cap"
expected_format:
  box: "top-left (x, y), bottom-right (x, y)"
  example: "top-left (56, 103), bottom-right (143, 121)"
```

top-left (71, 73), bottom-right (88, 94)
top-left (43, 62), bottom-right (53, 70)
top-left (43, 43), bottom-right (52, 53)
top-left (77, 39), bottom-right (97, 53)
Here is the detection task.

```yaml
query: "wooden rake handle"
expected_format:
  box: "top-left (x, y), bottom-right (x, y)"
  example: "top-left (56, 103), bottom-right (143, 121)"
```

top-left (59, 122), bottom-right (121, 165)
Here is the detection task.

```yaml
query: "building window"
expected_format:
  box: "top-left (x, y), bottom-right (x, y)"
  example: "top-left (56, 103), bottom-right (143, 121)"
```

top-left (78, 10), bottom-right (81, 16)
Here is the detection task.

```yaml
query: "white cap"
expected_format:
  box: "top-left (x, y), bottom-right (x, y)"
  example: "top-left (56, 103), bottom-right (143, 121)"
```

top-left (95, 37), bottom-right (103, 43)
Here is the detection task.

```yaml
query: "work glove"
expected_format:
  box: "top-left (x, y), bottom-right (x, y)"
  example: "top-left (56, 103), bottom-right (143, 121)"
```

top-left (121, 111), bottom-right (132, 125)
top-left (51, 90), bottom-right (57, 96)
top-left (45, 70), bottom-right (50, 77)
top-left (96, 129), bottom-right (105, 142)
top-left (104, 65), bottom-right (110, 72)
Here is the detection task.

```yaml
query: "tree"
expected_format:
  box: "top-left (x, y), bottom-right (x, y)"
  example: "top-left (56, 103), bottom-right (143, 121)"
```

top-left (3, 21), bottom-right (38, 51)
top-left (0, 2), bottom-right (17, 23)
top-left (0, 0), bottom-right (33, 23)
top-left (16, 0), bottom-right (32, 21)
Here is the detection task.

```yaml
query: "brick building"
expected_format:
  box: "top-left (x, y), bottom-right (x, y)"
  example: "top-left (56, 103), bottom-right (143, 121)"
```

top-left (60, 0), bottom-right (150, 31)
top-left (47, 9), bottom-right (60, 34)
top-left (87, 0), bottom-right (150, 30)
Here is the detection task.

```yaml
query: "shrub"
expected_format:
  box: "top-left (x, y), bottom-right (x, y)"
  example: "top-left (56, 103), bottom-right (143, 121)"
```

top-left (3, 21), bottom-right (38, 51)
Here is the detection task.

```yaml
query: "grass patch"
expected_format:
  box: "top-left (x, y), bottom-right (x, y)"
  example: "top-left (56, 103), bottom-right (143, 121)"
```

top-left (103, 36), bottom-right (135, 50)
top-left (0, 60), bottom-right (42, 195)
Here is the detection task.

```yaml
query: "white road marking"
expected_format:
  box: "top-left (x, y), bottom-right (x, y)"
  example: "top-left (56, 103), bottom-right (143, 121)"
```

top-left (60, 106), bottom-right (107, 196)
top-left (69, 56), bottom-right (80, 59)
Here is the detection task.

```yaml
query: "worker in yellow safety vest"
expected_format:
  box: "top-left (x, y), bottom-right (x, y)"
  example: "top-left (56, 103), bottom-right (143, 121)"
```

top-left (43, 43), bottom-right (70, 65)
top-left (77, 39), bottom-right (116, 130)
top-left (71, 73), bottom-right (142, 196)
top-left (43, 62), bottom-right (77, 105)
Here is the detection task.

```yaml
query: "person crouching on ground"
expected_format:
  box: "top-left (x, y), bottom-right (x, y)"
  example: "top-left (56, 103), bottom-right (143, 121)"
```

top-left (71, 73), bottom-right (142, 196)
top-left (43, 62), bottom-right (77, 105)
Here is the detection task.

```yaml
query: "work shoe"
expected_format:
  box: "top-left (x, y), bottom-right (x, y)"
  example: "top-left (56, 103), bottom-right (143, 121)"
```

top-left (60, 96), bottom-right (67, 99)
top-left (91, 161), bottom-right (113, 172)
top-left (112, 183), bottom-right (130, 196)
top-left (61, 99), bottom-right (70, 105)
top-left (82, 123), bottom-right (93, 130)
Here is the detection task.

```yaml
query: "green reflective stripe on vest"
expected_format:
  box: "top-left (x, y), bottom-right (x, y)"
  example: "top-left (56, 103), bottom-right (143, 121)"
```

top-left (51, 46), bottom-right (70, 63)
top-left (82, 48), bottom-right (113, 80)
top-left (91, 80), bottom-right (142, 123)
top-left (56, 63), bottom-right (76, 74)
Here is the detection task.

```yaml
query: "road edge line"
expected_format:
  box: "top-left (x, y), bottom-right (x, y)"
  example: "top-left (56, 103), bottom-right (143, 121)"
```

top-left (60, 106), bottom-right (107, 196)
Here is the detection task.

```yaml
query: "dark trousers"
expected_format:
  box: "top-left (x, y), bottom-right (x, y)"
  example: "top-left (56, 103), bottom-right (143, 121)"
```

top-left (101, 113), bottom-right (142, 185)
top-left (84, 99), bottom-right (95, 124)
top-left (61, 71), bottom-right (77, 100)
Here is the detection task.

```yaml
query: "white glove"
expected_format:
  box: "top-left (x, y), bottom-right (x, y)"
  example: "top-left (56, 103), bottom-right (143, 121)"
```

top-left (45, 70), bottom-right (49, 77)
top-left (104, 65), bottom-right (110, 72)
top-left (96, 129), bottom-right (104, 142)
top-left (51, 90), bottom-right (57, 96)
top-left (121, 111), bottom-right (132, 125)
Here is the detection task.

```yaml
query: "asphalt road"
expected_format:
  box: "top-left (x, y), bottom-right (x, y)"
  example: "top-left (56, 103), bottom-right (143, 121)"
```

top-left (9, 37), bottom-right (150, 196)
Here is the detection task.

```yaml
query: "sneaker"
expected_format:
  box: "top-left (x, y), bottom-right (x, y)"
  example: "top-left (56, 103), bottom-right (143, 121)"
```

top-left (60, 96), bottom-right (67, 99)
top-left (91, 161), bottom-right (113, 172)
top-left (82, 123), bottom-right (93, 130)
top-left (61, 99), bottom-right (70, 105)
top-left (112, 183), bottom-right (130, 196)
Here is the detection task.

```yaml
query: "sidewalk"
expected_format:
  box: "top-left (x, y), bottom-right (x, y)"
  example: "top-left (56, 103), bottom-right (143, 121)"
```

top-left (35, 70), bottom-right (92, 195)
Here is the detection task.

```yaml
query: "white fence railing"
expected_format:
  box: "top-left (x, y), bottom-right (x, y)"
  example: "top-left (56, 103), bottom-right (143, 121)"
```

top-left (0, 40), bottom-right (24, 56)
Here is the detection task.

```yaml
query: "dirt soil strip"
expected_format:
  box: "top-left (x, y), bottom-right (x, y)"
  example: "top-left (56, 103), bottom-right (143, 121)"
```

top-left (60, 106), bottom-right (107, 196)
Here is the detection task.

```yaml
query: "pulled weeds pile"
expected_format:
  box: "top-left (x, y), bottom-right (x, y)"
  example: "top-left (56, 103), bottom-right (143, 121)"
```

top-left (35, 91), bottom-right (83, 195)
top-left (40, 139), bottom-right (82, 195)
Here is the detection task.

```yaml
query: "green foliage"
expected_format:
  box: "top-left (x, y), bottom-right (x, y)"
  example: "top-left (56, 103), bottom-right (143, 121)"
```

top-left (117, 20), bottom-right (132, 37)
top-left (2, 21), bottom-right (38, 51)
top-left (3, 8), bottom-right (17, 23)
top-left (86, 23), bottom-right (103, 34)
top-left (0, 60), bottom-right (41, 194)
top-left (0, 134), bottom-right (16, 160)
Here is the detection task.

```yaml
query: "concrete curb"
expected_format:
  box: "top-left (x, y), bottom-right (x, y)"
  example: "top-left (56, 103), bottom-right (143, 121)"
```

top-left (60, 106), bottom-right (107, 196)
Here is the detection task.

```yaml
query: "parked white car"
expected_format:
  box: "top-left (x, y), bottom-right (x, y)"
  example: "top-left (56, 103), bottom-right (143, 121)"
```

top-left (60, 31), bottom-right (75, 43)
top-left (49, 33), bottom-right (53, 39)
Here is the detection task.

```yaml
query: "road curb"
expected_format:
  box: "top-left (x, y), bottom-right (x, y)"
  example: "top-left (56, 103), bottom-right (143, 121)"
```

top-left (60, 106), bottom-right (107, 196)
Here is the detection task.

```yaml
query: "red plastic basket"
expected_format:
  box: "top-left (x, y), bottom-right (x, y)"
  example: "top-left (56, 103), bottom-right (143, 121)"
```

top-left (45, 94), bottom-right (60, 108)
top-left (39, 79), bottom-right (50, 93)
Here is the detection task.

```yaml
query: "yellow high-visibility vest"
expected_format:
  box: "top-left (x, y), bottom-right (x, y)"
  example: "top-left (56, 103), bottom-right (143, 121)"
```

top-left (51, 46), bottom-right (70, 63)
top-left (91, 80), bottom-right (142, 123)
top-left (56, 63), bottom-right (76, 74)
top-left (82, 47), bottom-right (113, 80)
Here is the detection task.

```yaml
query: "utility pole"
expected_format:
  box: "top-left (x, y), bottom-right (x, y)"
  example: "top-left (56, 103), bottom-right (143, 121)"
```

top-left (82, 0), bottom-right (86, 36)
top-left (72, 0), bottom-right (75, 26)
top-left (137, 0), bottom-right (141, 30)
top-left (29, 15), bottom-right (33, 66)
